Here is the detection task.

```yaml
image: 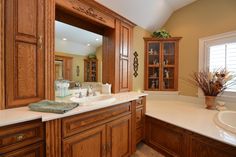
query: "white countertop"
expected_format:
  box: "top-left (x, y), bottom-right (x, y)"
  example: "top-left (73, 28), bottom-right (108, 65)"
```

top-left (0, 92), bottom-right (147, 127)
top-left (146, 99), bottom-right (236, 147)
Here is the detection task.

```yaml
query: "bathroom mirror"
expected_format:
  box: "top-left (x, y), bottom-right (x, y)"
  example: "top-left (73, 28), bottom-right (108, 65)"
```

top-left (55, 21), bottom-right (103, 88)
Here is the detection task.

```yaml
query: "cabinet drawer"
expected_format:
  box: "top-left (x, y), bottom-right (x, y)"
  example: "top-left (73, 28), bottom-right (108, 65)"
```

top-left (62, 102), bottom-right (131, 137)
top-left (136, 127), bottom-right (144, 144)
top-left (136, 107), bottom-right (144, 128)
top-left (136, 98), bottom-right (143, 108)
top-left (2, 142), bottom-right (44, 157)
top-left (0, 120), bottom-right (44, 154)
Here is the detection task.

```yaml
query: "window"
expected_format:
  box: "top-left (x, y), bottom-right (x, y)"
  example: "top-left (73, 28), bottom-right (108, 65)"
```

top-left (208, 42), bottom-right (236, 92)
top-left (199, 31), bottom-right (236, 97)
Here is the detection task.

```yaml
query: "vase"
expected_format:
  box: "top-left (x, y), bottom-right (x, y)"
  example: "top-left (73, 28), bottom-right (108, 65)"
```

top-left (205, 96), bottom-right (216, 110)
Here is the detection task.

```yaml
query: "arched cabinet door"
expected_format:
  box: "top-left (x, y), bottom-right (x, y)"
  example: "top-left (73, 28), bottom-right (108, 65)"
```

top-left (5, 0), bottom-right (45, 108)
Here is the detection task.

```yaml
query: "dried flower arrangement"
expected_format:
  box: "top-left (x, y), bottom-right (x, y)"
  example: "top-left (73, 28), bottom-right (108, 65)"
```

top-left (190, 69), bottom-right (235, 96)
top-left (152, 29), bottom-right (171, 39)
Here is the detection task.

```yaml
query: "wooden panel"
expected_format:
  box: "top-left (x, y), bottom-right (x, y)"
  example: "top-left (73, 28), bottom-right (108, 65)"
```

top-left (5, 0), bottom-right (45, 108)
top-left (16, 42), bottom-right (37, 98)
top-left (190, 134), bottom-right (236, 157)
top-left (63, 102), bottom-right (131, 138)
top-left (106, 115), bottom-right (132, 157)
top-left (0, 120), bottom-right (44, 154)
top-left (0, 0), bottom-right (5, 110)
top-left (56, 0), bottom-right (115, 28)
top-left (136, 127), bottom-right (144, 144)
top-left (119, 22), bottom-right (132, 92)
top-left (17, 0), bottom-right (37, 37)
top-left (46, 119), bottom-right (62, 157)
top-left (45, 0), bottom-right (56, 100)
top-left (145, 117), bottom-right (185, 157)
top-left (2, 143), bottom-right (44, 157)
top-left (63, 125), bottom-right (106, 157)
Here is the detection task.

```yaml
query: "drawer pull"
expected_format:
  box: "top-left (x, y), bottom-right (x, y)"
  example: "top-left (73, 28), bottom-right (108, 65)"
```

top-left (16, 134), bottom-right (25, 141)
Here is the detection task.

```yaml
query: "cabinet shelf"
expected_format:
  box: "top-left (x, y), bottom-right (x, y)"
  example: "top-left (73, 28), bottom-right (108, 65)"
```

top-left (144, 37), bottom-right (181, 91)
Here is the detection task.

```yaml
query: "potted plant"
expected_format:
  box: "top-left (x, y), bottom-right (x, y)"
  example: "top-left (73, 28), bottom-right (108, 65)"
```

top-left (190, 69), bottom-right (235, 109)
top-left (152, 29), bottom-right (171, 39)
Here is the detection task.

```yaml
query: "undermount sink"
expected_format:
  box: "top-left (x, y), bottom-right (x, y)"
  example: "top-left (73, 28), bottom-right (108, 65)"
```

top-left (214, 111), bottom-right (236, 134)
top-left (70, 95), bottom-right (116, 106)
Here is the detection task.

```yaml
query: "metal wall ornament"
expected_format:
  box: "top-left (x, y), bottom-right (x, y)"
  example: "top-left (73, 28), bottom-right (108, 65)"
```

top-left (133, 51), bottom-right (139, 77)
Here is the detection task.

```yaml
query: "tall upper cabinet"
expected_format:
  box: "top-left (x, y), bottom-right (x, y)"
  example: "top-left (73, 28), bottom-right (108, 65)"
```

top-left (5, 0), bottom-right (46, 108)
top-left (144, 37), bottom-right (181, 91)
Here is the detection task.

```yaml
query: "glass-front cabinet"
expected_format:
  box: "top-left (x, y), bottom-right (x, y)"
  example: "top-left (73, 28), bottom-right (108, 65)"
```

top-left (144, 37), bottom-right (181, 91)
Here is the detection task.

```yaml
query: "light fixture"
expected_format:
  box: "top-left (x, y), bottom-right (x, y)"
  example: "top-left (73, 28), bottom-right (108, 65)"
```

top-left (87, 43), bottom-right (90, 46)
top-left (96, 38), bottom-right (99, 41)
top-left (62, 38), bottom-right (67, 41)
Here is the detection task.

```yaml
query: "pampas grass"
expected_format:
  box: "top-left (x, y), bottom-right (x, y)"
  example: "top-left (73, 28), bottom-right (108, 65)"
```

top-left (190, 69), bottom-right (235, 96)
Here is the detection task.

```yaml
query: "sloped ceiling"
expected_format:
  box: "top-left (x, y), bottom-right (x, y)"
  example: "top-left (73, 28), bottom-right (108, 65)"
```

top-left (95, 0), bottom-right (197, 31)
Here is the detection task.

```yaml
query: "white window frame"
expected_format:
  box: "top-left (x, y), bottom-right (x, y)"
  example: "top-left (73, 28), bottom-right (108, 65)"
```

top-left (199, 30), bottom-right (236, 100)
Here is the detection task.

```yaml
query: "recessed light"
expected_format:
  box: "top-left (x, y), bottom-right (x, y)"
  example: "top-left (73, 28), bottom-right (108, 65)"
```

top-left (87, 43), bottom-right (90, 46)
top-left (62, 38), bottom-right (67, 41)
top-left (96, 38), bottom-right (99, 41)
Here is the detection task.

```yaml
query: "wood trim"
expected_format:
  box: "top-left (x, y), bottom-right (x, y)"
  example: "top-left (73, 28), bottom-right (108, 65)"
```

top-left (45, 0), bottom-right (56, 100)
top-left (144, 37), bottom-right (182, 41)
top-left (46, 119), bottom-right (62, 157)
top-left (0, 0), bottom-right (4, 110)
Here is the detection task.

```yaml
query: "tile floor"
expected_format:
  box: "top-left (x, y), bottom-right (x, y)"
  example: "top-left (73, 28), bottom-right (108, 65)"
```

top-left (131, 143), bottom-right (164, 157)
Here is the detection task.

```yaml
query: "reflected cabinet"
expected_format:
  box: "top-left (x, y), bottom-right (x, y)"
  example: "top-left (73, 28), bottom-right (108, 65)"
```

top-left (144, 37), bottom-right (181, 91)
top-left (84, 59), bottom-right (98, 82)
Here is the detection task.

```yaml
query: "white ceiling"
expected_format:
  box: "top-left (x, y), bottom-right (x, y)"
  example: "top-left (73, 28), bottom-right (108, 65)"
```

top-left (95, 0), bottom-right (197, 31)
top-left (55, 21), bottom-right (103, 56)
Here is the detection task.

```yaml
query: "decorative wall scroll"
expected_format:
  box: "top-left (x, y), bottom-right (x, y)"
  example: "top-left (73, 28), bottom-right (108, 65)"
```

top-left (68, 0), bottom-right (106, 23)
top-left (76, 66), bottom-right (80, 76)
top-left (133, 51), bottom-right (139, 77)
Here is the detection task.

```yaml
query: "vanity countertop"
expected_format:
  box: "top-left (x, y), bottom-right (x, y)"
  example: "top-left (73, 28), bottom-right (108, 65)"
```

top-left (146, 99), bottom-right (236, 147)
top-left (0, 92), bottom-right (147, 127)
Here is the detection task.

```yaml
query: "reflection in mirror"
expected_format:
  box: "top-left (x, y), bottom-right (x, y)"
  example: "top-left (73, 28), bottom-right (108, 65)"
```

top-left (55, 21), bottom-right (103, 97)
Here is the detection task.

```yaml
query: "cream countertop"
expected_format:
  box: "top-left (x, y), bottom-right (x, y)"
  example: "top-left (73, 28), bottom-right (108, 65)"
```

top-left (146, 99), bottom-right (236, 147)
top-left (0, 92), bottom-right (147, 127)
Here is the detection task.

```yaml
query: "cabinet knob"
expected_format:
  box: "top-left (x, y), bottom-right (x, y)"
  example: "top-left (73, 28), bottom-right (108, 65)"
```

top-left (16, 134), bottom-right (25, 141)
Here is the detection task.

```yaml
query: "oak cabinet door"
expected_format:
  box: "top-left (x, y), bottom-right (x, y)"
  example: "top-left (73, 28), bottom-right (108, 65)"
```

top-left (106, 115), bottom-right (132, 157)
top-left (63, 125), bottom-right (106, 157)
top-left (119, 22), bottom-right (132, 92)
top-left (5, 0), bottom-right (45, 108)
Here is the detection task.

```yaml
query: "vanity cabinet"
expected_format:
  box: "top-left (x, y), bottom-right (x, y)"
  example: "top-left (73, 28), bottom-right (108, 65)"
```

top-left (4, 0), bottom-right (46, 108)
top-left (145, 116), bottom-right (236, 157)
top-left (0, 120), bottom-right (45, 156)
top-left (144, 37), bottom-right (181, 91)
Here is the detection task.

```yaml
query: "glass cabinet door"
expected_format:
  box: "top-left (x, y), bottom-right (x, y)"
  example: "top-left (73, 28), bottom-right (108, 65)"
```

top-left (147, 42), bottom-right (161, 90)
top-left (162, 42), bottom-right (176, 90)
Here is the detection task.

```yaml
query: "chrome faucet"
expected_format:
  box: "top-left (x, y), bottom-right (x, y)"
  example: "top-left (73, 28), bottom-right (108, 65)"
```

top-left (87, 85), bottom-right (93, 97)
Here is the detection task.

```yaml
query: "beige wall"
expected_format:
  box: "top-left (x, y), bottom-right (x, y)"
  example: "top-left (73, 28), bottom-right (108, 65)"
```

top-left (163, 0), bottom-right (236, 96)
top-left (132, 26), bottom-right (151, 91)
top-left (95, 46), bottom-right (103, 82)
top-left (55, 52), bottom-right (86, 82)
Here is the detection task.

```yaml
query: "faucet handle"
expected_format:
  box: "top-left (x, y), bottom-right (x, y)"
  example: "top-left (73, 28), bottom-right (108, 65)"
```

top-left (79, 92), bottom-right (83, 98)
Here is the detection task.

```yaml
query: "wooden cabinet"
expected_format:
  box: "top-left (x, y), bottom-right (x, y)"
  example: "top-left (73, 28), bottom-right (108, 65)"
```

top-left (106, 115), bottom-right (132, 157)
top-left (46, 100), bottom-right (144, 157)
top-left (63, 125), bottom-right (106, 157)
top-left (84, 59), bottom-right (98, 82)
top-left (144, 37), bottom-right (181, 91)
top-left (0, 120), bottom-right (45, 156)
top-left (145, 116), bottom-right (236, 157)
top-left (5, 0), bottom-right (45, 108)
top-left (55, 55), bottom-right (73, 81)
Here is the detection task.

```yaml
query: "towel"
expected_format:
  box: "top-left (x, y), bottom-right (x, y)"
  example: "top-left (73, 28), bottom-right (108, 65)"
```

top-left (29, 100), bottom-right (79, 114)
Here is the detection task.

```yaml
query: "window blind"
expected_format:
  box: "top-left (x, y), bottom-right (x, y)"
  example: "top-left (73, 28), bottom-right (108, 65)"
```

top-left (209, 42), bottom-right (236, 91)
